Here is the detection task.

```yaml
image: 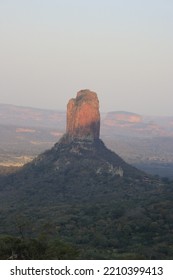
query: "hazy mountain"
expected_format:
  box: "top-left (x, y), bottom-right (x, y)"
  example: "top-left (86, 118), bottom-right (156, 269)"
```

top-left (0, 103), bottom-right (66, 129)
top-left (1, 103), bottom-right (173, 137)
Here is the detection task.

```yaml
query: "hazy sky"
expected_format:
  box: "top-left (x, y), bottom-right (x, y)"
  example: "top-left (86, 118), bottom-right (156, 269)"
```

top-left (0, 0), bottom-right (173, 115)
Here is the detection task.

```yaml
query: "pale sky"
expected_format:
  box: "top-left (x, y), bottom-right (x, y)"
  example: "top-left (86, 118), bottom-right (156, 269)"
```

top-left (0, 0), bottom-right (173, 115)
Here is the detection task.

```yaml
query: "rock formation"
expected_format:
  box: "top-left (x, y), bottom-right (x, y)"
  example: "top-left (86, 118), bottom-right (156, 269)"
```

top-left (66, 89), bottom-right (100, 140)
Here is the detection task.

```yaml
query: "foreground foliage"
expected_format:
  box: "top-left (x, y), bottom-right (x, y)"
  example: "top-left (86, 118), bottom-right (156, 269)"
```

top-left (0, 235), bottom-right (78, 260)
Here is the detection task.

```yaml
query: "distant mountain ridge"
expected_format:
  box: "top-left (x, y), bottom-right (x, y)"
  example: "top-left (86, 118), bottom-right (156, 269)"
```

top-left (0, 103), bottom-right (65, 129)
top-left (1, 103), bottom-right (173, 137)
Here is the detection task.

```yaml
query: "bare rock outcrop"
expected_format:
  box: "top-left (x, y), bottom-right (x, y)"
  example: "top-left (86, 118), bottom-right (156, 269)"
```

top-left (66, 90), bottom-right (100, 140)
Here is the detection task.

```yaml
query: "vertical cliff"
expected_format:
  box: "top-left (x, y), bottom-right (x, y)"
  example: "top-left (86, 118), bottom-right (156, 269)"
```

top-left (66, 89), bottom-right (100, 140)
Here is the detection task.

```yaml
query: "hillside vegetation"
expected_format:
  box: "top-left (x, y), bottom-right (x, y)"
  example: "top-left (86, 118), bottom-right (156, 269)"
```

top-left (0, 138), bottom-right (173, 259)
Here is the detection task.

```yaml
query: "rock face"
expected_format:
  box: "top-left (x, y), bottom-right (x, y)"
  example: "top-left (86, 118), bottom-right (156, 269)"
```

top-left (66, 90), bottom-right (100, 140)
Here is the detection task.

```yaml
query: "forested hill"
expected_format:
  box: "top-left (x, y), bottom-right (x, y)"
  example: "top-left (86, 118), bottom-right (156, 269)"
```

top-left (0, 137), bottom-right (173, 259)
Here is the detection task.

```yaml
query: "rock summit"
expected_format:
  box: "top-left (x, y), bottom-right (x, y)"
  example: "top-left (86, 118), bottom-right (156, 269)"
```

top-left (66, 89), bottom-right (100, 140)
